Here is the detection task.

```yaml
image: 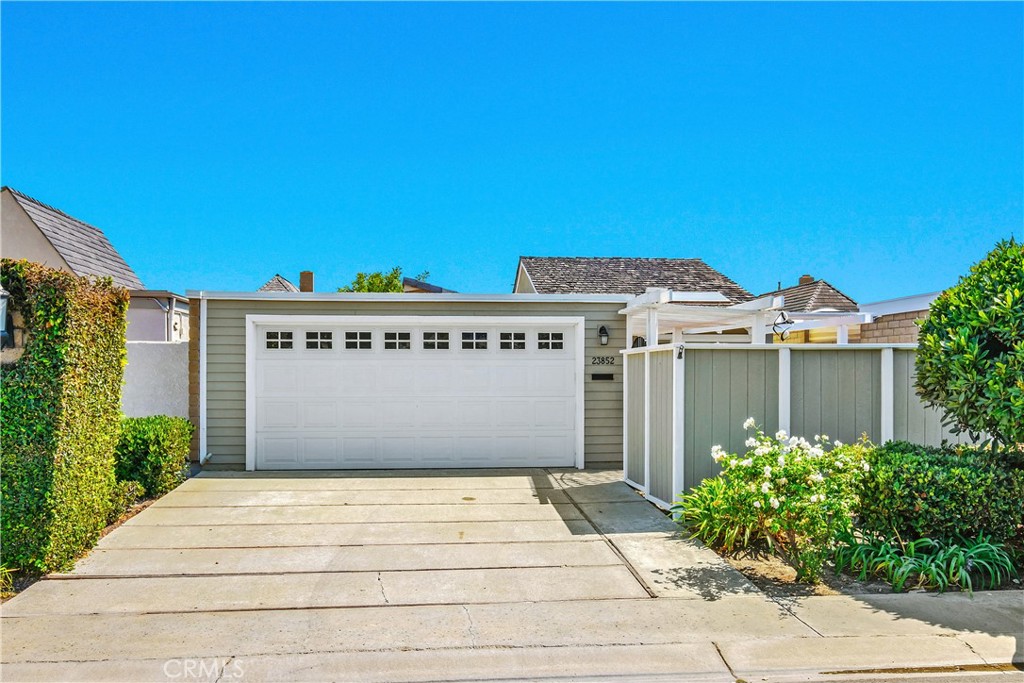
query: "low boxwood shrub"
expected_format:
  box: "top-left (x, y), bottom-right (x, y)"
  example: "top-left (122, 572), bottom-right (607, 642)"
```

top-left (1, 259), bottom-right (129, 572)
top-left (673, 419), bottom-right (871, 582)
top-left (858, 441), bottom-right (1024, 544)
top-left (115, 416), bottom-right (194, 497)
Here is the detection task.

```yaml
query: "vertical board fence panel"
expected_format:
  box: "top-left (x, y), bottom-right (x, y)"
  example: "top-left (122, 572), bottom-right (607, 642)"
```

top-left (892, 349), bottom-right (972, 446)
top-left (683, 349), bottom-right (779, 491)
top-left (790, 350), bottom-right (881, 445)
top-left (647, 349), bottom-right (675, 504)
top-left (625, 352), bottom-right (646, 487)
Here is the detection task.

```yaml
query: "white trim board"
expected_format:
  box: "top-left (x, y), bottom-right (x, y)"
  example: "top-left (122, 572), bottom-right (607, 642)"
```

top-left (241, 313), bottom-right (587, 472)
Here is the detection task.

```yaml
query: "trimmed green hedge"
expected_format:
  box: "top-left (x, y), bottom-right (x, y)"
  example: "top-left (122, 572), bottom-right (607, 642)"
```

top-left (1, 259), bottom-right (129, 572)
top-left (858, 441), bottom-right (1024, 543)
top-left (115, 416), bottom-right (194, 497)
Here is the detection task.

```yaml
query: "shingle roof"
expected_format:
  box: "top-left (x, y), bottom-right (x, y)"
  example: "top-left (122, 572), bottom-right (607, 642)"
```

top-left (259, 274), bottom-right (299, 292)
top-left (761, 279), bottom-right (857, 313)
top-left (518, 257), bottom-right (752, 303)
top-left (4, 187), bottom-right (144, 289)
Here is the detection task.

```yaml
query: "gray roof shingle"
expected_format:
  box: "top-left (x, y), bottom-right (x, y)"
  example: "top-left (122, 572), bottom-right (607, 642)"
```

top-left (518, 256), bottom-right (752, 303)
top-left (761, 279), bottom-right (857, 312)
top-left (5, 187), bottom-right (144, 289)
top-left (259, 274), bottom-right (300, 292)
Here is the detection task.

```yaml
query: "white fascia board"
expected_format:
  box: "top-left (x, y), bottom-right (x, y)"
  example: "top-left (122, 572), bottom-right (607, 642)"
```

top-left (859, 292), bottom-right (940, 317)
top-left (784, 313), bottom-right (874, 332)
top-left (187, 290), bottom-right (631, 304)
top-left (670, 291), bottom-right (730, 303)
top-left (727, 294), bottom-right (784, 311)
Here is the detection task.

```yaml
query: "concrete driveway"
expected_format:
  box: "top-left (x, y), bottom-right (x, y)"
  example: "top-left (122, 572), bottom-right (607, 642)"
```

top-left (2, 469), bottom-right (1021, 682)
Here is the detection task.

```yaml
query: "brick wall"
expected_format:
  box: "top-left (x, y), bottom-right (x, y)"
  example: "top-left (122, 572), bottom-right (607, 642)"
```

top-left (859, 310), bottom-right (927, 344)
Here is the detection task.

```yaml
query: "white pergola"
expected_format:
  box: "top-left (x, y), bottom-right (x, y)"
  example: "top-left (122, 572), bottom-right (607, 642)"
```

top-left (620, 288), bottom-right (874, 345)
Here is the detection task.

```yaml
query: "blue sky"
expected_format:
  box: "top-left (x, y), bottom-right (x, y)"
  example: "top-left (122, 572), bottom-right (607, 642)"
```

top-left (2, 2), bottom-right (1021, 300)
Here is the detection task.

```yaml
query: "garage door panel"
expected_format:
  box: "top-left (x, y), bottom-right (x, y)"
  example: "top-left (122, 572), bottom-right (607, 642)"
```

top-left (458, 401), bottom-right (492, 427)
top-left (341, 402), bottom-right (378, 428)
top-left (254, 320), bottom-right (579, 469)
top-left (302, 402), bottom-right (337, 429)
top-left (259, 366), bottom-right (299, 395)
top-left (419, 401), bottom-right (456, 427)
top-left (259, 437), bottom-right (299, 465)
top-left (259, 401), bottom-right (299, 429)
top-left (381, 437), bottom-right (418, 465)
top-left (303, 437), bottom-right (339, 465)
top-left (341, 437), bottom-right (378, 465)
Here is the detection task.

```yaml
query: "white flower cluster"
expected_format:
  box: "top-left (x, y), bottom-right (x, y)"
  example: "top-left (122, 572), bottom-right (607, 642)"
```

top-left (743, 417), bottom-right (757, 430)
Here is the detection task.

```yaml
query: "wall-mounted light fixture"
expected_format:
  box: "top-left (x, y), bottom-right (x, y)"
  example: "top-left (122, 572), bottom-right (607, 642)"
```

top-left (598, 325), bottom-right (609, 346)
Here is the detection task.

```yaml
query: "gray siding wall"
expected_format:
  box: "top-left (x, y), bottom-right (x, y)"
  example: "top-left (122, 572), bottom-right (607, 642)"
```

top-left (647, 350), bottom-right (674, 503)
top-left (790, 350), bottom-right (881, 445)
top-left (683, 349), bottom-right (779, 491)
top-left (625, 352), bottom-right (646, 485)
top-left (892, 349), bottom-right (971, 446)
top-left (203, 298), bottom-right (626, 469)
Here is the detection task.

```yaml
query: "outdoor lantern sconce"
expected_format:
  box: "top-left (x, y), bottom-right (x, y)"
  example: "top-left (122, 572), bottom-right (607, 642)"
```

top-left (598, 325), bottom-right (609, 346)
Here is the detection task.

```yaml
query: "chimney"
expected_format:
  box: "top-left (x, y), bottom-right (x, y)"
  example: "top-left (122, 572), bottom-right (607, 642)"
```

top-left (798, 274), bottom-right (814, 286)
top-left (299, 271), bottom-right (314, 292)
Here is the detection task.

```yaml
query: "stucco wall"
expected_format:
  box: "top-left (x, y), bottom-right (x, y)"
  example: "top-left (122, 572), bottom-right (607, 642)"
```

top-left (122, 341), bottom-right (189, 418)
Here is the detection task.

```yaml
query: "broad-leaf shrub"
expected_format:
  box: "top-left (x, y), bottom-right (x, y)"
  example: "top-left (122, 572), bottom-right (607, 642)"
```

top-left (107, 480), bottom-right (145, 525)
top-left (0, 259), bottom-right (128, 572)
top-left (115, 416), bottom-right (194, 497)
top-left (673, 419), bottom-right (870, 581)
top-left (916, 238), bottom-right (1024, 453)
top-left (858, 441), bottom-right (1024, 543)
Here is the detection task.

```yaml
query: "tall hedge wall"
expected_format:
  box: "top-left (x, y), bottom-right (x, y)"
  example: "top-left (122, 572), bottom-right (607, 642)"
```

top-left (1, 259), bottom-right (129, 572)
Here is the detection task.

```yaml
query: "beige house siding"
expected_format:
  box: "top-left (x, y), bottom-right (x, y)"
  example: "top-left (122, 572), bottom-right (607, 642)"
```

top-left (188, 298), bottom-right (202, 461)
top-left (859, 311), bottom-right (926, 344)
top-left (199, 298), bottom-right (627, 469)
top-left (0, 191), bottom-right (71, 271)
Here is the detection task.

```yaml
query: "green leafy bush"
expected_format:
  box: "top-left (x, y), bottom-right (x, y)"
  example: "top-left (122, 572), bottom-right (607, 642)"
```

top-left (916, 238), bottom-right (1024, 452)
top-left (0, 259), bottom-right (129, 572)
top-left (107, 480), bottom-right (145, 525)
top-left (673, 419), bottom-right (871, 581)
top-left (834, 531), bottom-right (1018, 594)
top-left (115, 416), bottom-right (194, 497)
top-left (858, 441), bottom-right (1024, 543)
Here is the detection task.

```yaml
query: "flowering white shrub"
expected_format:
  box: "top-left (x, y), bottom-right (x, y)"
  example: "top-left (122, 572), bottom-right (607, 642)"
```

top-left (675, 419), bottom-right (871, 582)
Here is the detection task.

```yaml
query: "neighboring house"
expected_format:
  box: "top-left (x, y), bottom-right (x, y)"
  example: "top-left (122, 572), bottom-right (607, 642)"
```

top-left (403, 276), bottom-right (457, 293)
top-left (513, 256), bottom-right (752, 302)
top-left (762, 275), bottom-right (861, 343)
top-left (1, 187), bottom-right (187, 342)
top-left (259, 274), bottom-right (300, 292)
top-left (857, 292), bottom-right (939, 344)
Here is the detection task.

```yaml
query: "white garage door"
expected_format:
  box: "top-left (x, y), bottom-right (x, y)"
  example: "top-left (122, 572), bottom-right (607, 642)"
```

top-left (249, 317), bottom-right (581, 469)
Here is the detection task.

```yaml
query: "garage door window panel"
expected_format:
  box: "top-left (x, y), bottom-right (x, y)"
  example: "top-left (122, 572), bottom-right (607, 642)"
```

top-left (306, 331), bottom-right (333, 350)
top-left (345, 331), bottom-right (372, 350)
top-left (384, 331), bottom-right (412, 350)
top-left (423, 331), bottom-right (450, 350)
top-left (462, 331), bottom-right (488, 350)
top-left (500, 332), bottom-right (526, 350)
top-left (266, 331), bottom-right (293, 350)
top-left (538, 332), bottom-right (564, 350)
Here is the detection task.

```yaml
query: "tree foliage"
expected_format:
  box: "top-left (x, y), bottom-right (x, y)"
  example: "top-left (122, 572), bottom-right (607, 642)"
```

top-left (337, 267), bottom-right (430, 293)
top-left (337, 267), bottom-right (404, 293)
top-left (915, 239), bottom-right (1024, 452)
